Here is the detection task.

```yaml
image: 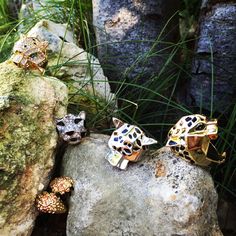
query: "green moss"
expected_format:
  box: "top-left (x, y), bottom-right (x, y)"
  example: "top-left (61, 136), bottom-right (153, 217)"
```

top-left (0, 60), bottom-right (67, 220)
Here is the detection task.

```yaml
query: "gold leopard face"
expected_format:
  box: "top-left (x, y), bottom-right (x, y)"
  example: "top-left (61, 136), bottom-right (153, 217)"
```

top-left (166, 114), bottom-right (226, 166)
top-left (11, 36), bottom-right (48, 73)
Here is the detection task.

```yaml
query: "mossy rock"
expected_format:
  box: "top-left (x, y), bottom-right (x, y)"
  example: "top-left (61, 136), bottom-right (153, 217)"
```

top-left (0, 60), bottom-right (68, 235)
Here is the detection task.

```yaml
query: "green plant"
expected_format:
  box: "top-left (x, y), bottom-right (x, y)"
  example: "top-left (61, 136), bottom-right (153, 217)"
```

top-left (0, 0), bottom-right (235, 201)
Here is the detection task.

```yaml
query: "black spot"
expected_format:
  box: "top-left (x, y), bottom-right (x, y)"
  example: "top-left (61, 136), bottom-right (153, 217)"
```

top-left (184, 155), bottom-right (191, 160)
top-left (128, 143), bottom-right (132, 147)
top-left (172, 126), bottom-right (176, 130)
top-left (133, 132), bottom-right (137, 138)
top-left (74, 118), bottom-right (82, 124)
top-left (175, 147), bottom-right (179, 152)
top-left (183, 151), bottom-right (189, 155)
top-left (192, 117), bottom-right (197, 122)
top-left (185, 117), bottom-right (191, 122)
top-left (117, 147), bottom-right (122, 152)
top-left (136, 139), bottom-right (141, 147)
top-left (81, 131), bottom-right (86, 138)
top-left (112, 146), bottom-right (117, 150)
top-left (180, 146), bottom-right (185, 151)
top-left (57, 121), bottom-right (65, 126)
top-left (179, 153), bottom-right (184, 157)
top-left (135, 128), bottom-right (141, 134)
top-left (187, 122), bottom-right (192, 127)
top-left (123, 148), bottom-right (132, 155)
top-left (169, 140), bottom-right (177, 146)
top-left (128, 134), bottom-right (133, 139)
top-left (24, 45), bottom-right (27, 48)
top-left (122, 129), bottom-right (128, 134)
top-left (133, 146), bottom-right (140, 151)
top-left (113, 132), bottom-right (118, 136)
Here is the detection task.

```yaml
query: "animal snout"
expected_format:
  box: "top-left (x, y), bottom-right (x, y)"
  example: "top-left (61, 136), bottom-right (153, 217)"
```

top-left (66, 131), bottom-right (75, 136)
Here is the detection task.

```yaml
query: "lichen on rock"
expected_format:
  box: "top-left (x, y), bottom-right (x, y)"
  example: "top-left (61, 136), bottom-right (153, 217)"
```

top-left (0, 60), bottom-right (68, 235)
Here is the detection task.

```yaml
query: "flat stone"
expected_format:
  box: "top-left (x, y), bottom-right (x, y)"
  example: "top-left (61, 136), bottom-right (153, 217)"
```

top-left (62, 133), bottom-right (222, 236)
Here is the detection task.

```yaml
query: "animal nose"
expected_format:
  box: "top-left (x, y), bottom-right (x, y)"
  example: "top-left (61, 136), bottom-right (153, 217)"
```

top-left (66, 131), bottom-right (75, 136)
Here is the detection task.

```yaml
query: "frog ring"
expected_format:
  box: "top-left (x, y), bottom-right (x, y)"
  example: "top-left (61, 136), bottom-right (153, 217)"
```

top-left (166, 114), bottom-right (226, 166)
top-left (106, 117), bottom-right (157, 170)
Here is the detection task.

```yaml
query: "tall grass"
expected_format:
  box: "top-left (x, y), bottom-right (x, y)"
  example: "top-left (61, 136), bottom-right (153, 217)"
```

top-left (0, 0), bottom-right (235, 199)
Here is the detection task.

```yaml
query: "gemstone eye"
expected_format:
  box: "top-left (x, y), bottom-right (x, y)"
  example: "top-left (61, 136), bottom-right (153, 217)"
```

top-left (195, 123), bottom-right (205, 131)
top-left (30, 52), bottom-right (38, 59)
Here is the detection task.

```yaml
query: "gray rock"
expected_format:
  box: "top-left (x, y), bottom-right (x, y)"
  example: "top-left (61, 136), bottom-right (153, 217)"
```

top-left (187, 2), bottom-right (236, 112)
top-left (26, 20), bottom-right (116, 126)
top-left (0, 60), bottom-right (68, 235)
top-left (62, 133), bottom-right (222, 236)
top-left (92, 0), bottom-right (180, 89)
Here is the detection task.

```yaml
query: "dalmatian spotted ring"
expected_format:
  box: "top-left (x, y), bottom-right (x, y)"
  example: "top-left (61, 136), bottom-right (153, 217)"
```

top-left (106, 118), bottom-right (157, 170)
top-left (166, 114), bottom-right (226, 166)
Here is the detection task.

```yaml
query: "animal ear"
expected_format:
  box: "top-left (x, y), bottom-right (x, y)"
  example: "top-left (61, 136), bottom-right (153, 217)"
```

top-left (112, 117), bottom-right (124, 128)
top-left (142, 136), bottom-right (157, 145)
top-left (78, 111), bottom-right (86, 120)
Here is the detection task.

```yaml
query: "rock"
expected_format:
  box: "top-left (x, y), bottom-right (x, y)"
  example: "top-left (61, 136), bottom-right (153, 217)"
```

top-left (187, 2), bottom-right (236, 112)
top-left (62, 133), bottom-right (222, 236)
top-left (92, 0), bottom-right (180, 89)
top-left (27, 20), bottom-right (116, 127)
top-left (0, 60), bottom-right (68, 236)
